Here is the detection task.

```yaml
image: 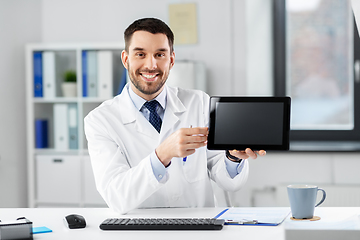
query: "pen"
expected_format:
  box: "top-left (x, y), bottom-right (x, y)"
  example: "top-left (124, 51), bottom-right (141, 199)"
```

top-left (183, 125), bottom-right (192, 163)
top-left (225, 220), bottom-right (258, 225)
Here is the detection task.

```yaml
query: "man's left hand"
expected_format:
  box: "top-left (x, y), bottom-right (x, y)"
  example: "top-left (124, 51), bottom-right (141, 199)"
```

top-left (229, 148), bottom-right (266, 160)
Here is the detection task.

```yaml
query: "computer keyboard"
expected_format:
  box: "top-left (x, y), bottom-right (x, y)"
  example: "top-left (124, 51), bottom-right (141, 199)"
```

top-left (100, 218), bottom-right (225, 230)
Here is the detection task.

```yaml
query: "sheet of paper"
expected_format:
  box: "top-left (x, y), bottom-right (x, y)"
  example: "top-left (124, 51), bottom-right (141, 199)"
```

top-left (169, 3), bottom-right (198, 45)
top-left (219, 207), bottom-right (291, 224)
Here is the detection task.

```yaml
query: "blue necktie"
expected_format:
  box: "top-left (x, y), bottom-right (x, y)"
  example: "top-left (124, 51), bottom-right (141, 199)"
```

top-left (144, 100), bottom-right (162, 133)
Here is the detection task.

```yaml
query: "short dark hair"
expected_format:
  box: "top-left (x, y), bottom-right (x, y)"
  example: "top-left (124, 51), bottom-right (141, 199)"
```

top-left (124, 18), bottom-right (174, 53)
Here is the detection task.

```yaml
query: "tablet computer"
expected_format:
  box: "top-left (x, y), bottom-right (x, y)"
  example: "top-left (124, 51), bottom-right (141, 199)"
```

top-left (207, 96), bottom-right (291, 151)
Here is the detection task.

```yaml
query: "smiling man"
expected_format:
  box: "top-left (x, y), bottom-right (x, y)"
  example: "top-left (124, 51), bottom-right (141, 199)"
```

top-left (123, 30), bottom-right (174, 100)
top-left (84, 18), bottom-right (265, 214)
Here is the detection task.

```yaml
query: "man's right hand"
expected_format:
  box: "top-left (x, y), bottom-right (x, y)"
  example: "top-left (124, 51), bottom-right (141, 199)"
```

top-left (155, 127), bottom-right (208, 167)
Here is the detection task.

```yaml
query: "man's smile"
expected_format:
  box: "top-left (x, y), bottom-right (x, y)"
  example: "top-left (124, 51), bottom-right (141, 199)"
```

top-left (139, 71), bottom-right (161, 82)
top-left (141, 73), bottom-right (159, 80)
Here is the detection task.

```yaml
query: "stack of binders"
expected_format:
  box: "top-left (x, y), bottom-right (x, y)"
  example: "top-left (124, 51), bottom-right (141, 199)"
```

top-left (33, 51), bottom-right (56, 99)
top-left (82, 50), bottom-right (117, 99)
top-left (53, 103), bottom-right (78, 151)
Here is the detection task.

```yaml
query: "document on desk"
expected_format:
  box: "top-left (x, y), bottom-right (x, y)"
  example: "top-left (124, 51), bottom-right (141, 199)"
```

top-left (215, 207), bottom-right (291, 226)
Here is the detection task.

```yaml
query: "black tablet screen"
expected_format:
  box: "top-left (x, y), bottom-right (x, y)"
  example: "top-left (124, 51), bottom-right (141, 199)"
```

top-left (214, 102), bottom-right (284, 145)
top-left (208, 96), bottom-right (291, 151)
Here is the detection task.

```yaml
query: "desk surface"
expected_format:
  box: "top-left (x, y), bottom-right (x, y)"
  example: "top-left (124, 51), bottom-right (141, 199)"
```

top-left (1, 207), bottom-right (359, 240)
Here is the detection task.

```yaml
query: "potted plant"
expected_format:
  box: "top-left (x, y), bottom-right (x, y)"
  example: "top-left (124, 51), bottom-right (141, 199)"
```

top-left (62, 70), bottom-right (77, 97)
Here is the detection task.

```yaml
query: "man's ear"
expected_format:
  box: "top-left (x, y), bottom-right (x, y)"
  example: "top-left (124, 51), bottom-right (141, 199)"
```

top-left (121, 50), bottom-right (129, 69)
top-left (169, 51), bottom-right (175, 70)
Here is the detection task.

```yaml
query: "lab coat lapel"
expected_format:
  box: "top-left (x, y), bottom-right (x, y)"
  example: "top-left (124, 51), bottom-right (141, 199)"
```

top-left (117, 85), bottom-right (160, 139)
top-left (160, 85), bottom-right (186, 139)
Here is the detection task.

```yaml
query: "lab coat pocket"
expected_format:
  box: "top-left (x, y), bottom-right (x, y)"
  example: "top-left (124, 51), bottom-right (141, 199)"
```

top-left (182, 148), bottom-right (208, 183)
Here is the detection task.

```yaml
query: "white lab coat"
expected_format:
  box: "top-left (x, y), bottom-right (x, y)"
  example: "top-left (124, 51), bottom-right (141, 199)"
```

top-left (84, 84), bottom-right (249, 214)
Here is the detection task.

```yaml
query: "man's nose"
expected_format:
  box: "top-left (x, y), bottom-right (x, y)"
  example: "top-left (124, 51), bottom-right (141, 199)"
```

top-left (144, 55), bottom-right (157, 70)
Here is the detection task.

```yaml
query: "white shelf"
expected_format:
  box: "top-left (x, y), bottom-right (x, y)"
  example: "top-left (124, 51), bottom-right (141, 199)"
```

top-left (33, 97), bottom-right (108, 103)
top-left (26, 42), bottom-right (125, 207)
top-left (34, 149), bottom-right (81, 155)
top-left (33, 98), bottom-right (78, 103)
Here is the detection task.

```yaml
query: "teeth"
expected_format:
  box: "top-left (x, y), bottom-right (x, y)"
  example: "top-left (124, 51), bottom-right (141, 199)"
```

top-left (142, 74), bottom-right (157, 79)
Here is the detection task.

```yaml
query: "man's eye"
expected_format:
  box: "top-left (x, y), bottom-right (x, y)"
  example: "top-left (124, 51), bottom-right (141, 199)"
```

top-left (156, 53), bottom-right (165, 57)
top-left (136, 53), bottom-right (144, 57)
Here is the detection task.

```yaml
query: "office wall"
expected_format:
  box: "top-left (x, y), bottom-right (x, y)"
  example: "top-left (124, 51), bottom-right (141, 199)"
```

top-left (246, 0), bottom-right (273, 95)
top-left (0, 0), bottom-right (42, 207)
top-left (41, 0), bottom-right (248, 96)
top-left (228, 152), bottom-right (360, 207)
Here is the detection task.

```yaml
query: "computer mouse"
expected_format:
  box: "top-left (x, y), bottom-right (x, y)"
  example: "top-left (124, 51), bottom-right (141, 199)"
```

top-left (64, 214), bottom-right (86, 229)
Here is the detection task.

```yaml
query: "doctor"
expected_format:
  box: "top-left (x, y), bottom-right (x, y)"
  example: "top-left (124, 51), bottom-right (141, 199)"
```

top-left (84, 18), bottom-right (266, 214)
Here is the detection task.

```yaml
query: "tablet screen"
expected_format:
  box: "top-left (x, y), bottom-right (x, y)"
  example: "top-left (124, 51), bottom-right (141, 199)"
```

top-left (208, 97), bottom-right (291, 151)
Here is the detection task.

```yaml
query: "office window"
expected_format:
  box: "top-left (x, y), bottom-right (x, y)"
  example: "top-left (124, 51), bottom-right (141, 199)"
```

top-left (273, 0), bottom-right (360, 145)
top-left (287, 0), bottom-right (353, 130)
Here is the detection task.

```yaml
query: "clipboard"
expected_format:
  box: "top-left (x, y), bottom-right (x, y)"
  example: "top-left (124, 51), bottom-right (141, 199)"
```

top-left (214, 207), bottom-right (291, 226)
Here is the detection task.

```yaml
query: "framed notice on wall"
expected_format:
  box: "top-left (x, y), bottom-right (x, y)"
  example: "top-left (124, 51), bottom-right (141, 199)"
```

top-left (169, 3), bottom-right (198, 45)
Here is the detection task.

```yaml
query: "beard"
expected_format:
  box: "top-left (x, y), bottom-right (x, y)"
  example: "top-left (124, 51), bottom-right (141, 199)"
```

top-left (127, 63), bottom-right (170, 96)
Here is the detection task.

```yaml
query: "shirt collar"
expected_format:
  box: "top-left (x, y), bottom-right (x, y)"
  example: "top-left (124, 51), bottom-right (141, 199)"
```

top-left (128, 84), bottom-right (167, 110)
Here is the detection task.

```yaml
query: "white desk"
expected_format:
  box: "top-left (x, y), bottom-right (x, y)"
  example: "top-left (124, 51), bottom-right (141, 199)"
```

top-left (0, 207), bottom-right (359, 240)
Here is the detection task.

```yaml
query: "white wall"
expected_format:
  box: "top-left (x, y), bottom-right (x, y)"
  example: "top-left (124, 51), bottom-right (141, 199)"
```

top-left (0, 0), bottom-right (42, 207)
top-left (228, 152), bottom-right (360, 207)
top-left (246, 0), bottom-right (273, 96)
top-left (1, 0), bottom-right (359, 208)
top-left (41, 0), bottom-right (248, 96)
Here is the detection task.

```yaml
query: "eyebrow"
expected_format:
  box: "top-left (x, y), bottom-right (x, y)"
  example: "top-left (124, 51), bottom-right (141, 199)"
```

top-left (132, 47), bottom-right (144, 51)
top-left (157, 48), bottom-right (168, 52)
top-left (132, 47), bottom-right (169, 52)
